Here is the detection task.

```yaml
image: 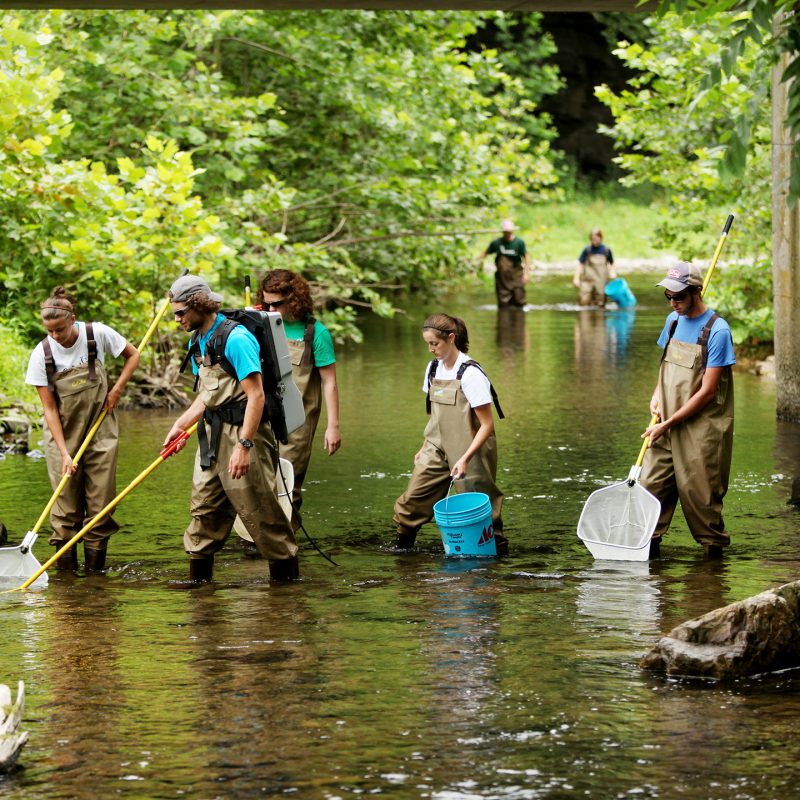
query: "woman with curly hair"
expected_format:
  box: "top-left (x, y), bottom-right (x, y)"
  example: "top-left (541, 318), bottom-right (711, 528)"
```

top-left (393, 313), bottom-right (506, 554)
top-left (25, 286), bottom-right (140, 572)
top-left (259, 269), bottom-right (341, 508)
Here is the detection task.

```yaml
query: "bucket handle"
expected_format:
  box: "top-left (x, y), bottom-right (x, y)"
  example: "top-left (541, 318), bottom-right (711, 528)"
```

top-left (444, 477), bottom-right (458, 514)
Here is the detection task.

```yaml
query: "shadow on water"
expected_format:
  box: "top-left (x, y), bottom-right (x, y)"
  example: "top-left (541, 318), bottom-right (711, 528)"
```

top-left (2, 278), bottom-right (800, 798)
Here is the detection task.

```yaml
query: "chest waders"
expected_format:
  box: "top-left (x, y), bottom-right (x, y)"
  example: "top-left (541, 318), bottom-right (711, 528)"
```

top-left (184, 360), bottom-right (299, 577)
top-left (279, 320), bottom-right (322, 509)
top-left (41, 326), bottom-right (120, 566)
top-left (393, 360), bottom-right (505, 550)
top-left (495, 253), bottom-right (526, 308)
top-left (639, 314), bottom-right (734, 548)
top-left (579, 251), bottom-right (609, 307)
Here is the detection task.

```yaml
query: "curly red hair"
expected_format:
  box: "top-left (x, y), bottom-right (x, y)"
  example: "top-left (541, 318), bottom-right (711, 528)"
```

top-left (259, 269), bottom-right (314, 321)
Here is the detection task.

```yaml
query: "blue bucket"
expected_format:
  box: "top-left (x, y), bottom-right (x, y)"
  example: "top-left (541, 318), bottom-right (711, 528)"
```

top-left (433, 492), bottom-right (496, 557)
top-left (604, 277), bottom-right (637, 308)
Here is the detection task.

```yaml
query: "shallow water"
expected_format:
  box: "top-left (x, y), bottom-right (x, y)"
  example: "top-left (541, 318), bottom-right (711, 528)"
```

top-left (2, 275), bottom-right (800, 799)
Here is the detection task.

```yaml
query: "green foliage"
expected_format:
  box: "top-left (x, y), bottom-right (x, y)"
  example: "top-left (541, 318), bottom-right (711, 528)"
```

top-left (0, 10), bottom-right (562, 348)
top-left (595, 10), bottom-right (773, 342)
top-left (0, 326), bottom-right (38, 410)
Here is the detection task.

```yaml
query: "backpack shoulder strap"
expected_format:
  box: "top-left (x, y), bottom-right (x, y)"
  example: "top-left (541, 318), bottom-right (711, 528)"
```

top-left (697, 313), bottom-right (719, 371)
top-left (85, 323), bottom-right (98, 382)
top-left (425, 359), bottom-right (439, 415)
top-left (301, 317), bottom-right (316, 369)
top-left (455, 360), bottom-right (505, 420)
top-left (206, 318), bottom-right (239, 379)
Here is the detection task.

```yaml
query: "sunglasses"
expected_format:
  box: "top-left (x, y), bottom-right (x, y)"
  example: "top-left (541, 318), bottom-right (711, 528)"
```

top-left (664, 289), bottom-right (691, 303)
top-left (173, 308), bottom-right (189, 318)
top-left (265, 299), bottom-right (286, 309)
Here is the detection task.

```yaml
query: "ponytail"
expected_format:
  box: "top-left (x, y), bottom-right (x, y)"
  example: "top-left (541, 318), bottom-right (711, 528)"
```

top-left (422, 313), bottom-right (470, 354)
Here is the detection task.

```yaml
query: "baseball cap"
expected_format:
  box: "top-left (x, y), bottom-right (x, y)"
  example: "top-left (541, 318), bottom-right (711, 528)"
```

top-left (169, 275), bottom-right (223, 303)
top-left (656, 261), bottom-right (703, 292)
top-left (501, 219), bottom-right (515, 232)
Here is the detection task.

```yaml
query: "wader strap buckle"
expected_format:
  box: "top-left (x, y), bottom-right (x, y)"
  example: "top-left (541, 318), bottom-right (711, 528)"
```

top-left (198, 400), bottom-right (248, 470)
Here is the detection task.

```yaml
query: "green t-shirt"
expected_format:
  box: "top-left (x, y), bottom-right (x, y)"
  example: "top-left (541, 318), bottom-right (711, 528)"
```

top-left (487, 236), bottom-right (527, 265)
top-left (282, 319), bottom-right (336, 368)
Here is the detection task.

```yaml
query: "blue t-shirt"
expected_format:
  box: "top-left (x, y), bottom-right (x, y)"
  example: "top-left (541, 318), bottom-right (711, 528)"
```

top-left (657, 309), bottom-right (736, 368)
top-left (188, 313), bottom-right (262, 380)
top-left (579, 244), bottom-right (613, 264)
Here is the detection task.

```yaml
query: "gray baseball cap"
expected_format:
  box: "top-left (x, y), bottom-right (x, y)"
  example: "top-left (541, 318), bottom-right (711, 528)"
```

top-left (169, 275), bottom-right (223, 303)
top-left (656, 261), bottom-right (703, 293)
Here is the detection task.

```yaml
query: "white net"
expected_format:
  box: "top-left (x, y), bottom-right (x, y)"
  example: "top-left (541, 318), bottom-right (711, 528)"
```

top-left (577, 481), bottom-right (661, 550)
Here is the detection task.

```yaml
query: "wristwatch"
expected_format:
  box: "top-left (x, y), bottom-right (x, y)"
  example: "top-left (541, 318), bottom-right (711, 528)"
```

top-left (238, 438), bottom-right (254, 449)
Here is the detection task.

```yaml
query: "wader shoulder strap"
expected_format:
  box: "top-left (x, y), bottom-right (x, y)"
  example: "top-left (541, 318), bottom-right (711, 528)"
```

top-left (424, 359), bottom-right (439, 415)
top-left (197, 399), bottom-right (248, 470)
top-left (660, 319), bottom-right (679, 363)
top-left (697, 313), bottom-right (719, 371)
top-left (41, 337), bottom-right (57, 395)
top-left (180, 331), bottom-right (202, 392)
top-left (456, 360), bottom-right (505, 420)
top-left (301, 317), bottom-right (316, 369)
top-left (85, 322), bottom-right (98, 382)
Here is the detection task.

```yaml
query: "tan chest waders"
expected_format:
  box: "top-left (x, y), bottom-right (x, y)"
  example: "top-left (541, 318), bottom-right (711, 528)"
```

top-left (393, 365), bottom-right (503, 544)
top-left (579, 251), bottom-right (610, 307)
top-left (279, 323), bottom-right (323, 507)
top-left (185, 362), bottom-right (298, 562)
top-left (640, 316), bottom-right (734, 547)
top-left (42, 350), bottom-right (120, 547)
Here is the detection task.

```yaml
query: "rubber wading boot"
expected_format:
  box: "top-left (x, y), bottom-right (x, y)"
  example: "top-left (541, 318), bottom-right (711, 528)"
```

top-left (269, 556), bottom-right (300, 581)
top-left (648, 538), bottom-right (661, 560)
top-left (703, 544), bottom-right (724, 559)
top-left (394, 530), bottom-right (417, 550)
top-left (188, 556), bottom-right (214, 583)
top-left (84, 545), bottom-right (107, 573)
top-left (56, 547), bottom-right (78, 572)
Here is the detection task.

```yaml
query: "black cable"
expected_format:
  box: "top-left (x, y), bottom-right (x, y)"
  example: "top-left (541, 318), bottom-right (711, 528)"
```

top-left (278, 458), bottom-right (339, 567)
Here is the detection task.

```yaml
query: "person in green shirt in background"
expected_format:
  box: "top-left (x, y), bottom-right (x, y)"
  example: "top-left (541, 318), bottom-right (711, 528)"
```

top-left (259, 270), bottom-right (341, 509)
top-left (480, 219), bottom-right (531, 308)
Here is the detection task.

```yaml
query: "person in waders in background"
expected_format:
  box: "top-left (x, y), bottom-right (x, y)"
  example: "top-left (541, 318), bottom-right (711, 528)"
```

top-left (259, 270), bottom-right (341, 509)
top-left (393, 313), bottom-right (507, 554)
top-left (574, 228), bottom-right (616, 307)
top-left (163, 275), bottom-right (301, 583)
top-left (25, 286), bottom-right (140, 572)
top-left (481, 219), bottom-right (531, 308)
top-left (640, 262), bottom-right (735, 560)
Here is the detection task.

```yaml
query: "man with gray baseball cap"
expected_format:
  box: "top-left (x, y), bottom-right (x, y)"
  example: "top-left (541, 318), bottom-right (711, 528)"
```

top-left (640, 261), bottom-right (736, 560)
top-left (163, 273), bottom-right (300, 583)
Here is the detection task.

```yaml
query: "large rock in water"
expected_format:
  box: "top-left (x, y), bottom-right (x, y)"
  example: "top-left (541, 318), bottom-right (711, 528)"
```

top-left (0, 682), bottom-right (28, 772)
top-left (641, 581), bottom-right (800, 679)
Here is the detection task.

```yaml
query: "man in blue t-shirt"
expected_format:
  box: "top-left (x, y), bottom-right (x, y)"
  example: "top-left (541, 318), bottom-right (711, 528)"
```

top-left (640, 261), bottom-right (735, 559)
top-left (163, 275), bottom-right (299, 583)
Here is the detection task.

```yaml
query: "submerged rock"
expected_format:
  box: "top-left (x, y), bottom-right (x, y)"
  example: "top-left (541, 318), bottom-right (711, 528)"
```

top-left (0, 681), bottom-right (28, 772)
top-left (641, 581), bottom-right (800, 680)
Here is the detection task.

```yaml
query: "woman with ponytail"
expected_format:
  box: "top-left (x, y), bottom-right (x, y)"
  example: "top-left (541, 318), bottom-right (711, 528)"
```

top-left (24, 287), bottom-right (140, 572)
top-left (393, 313), bottom-right (506, 554)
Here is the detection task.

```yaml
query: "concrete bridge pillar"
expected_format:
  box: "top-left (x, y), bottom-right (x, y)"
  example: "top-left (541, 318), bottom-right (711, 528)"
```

top-left (773, 46), bottom-right (800, 421)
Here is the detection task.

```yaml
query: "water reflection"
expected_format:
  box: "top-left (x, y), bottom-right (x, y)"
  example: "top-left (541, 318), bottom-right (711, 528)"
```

top-left (495, 307), bottom-right (527, 356)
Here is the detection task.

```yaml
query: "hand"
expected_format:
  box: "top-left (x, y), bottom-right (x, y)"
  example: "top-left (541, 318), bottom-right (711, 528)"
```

top-left (572, 277), bottom-right (581, 289)
top-left (649, 397), bottom-right (660, 416)
top-left (643, 420), bottom-right (670, 446)
top-left (228, 444), bottom-right (251, 479)
top-left (523, 273), bottom-right (531, 285)
top-left (450, 457), bottom-right (469, 480)
top-left (61, 451), bottom-right (77, 477)
top-left (324, 425), bottom-right (341, 455)
top-left (163, 425), bottom-right (187, 450)
top-left (413, 448), bottom-right (424, 465)
top-left (104, 387), bottom-right (122, 412)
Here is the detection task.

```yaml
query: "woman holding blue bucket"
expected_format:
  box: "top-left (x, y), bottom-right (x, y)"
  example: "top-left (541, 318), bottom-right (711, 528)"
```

top-left (393, 314), bottom-right (506, 555)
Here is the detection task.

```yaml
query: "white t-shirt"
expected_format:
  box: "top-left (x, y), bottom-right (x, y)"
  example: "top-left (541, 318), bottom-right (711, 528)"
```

top-left (421, 350), bottom-right (493, 409)
top-left (25, 321), bottom-right (128, 387)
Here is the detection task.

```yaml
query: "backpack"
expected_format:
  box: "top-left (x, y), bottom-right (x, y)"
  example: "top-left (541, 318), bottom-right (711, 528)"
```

top-left (181, 309), bottom-right (305, 444)
top-left (425, 358), bottom-right (505, 418)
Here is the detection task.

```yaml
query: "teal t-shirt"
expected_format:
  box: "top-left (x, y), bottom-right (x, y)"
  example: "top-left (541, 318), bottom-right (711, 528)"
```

top-left (188, 313), bottom-right (262, 380)
top-left (283, 319), bottom-right (336, 368)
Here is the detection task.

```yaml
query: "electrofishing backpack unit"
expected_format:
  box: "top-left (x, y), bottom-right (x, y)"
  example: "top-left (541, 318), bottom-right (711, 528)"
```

top-left (182, 309), bottom-right (305, 444)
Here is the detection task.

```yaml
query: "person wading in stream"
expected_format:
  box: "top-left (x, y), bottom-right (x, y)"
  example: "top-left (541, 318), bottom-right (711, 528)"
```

top-left (259, 269), bottom-right (341, 509)
top-left (25, 286), bottom-right (140, 572)
top-left (393, 313), bottom-right (507, 554)
top-left (641, 262), bottom-right (735, 559)
top-left (163, 275), bottom-right (300, 582)
top-left (481, 219), bottom-right (531, 308)
top-left (574, 227), bottom-right (616, 307)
